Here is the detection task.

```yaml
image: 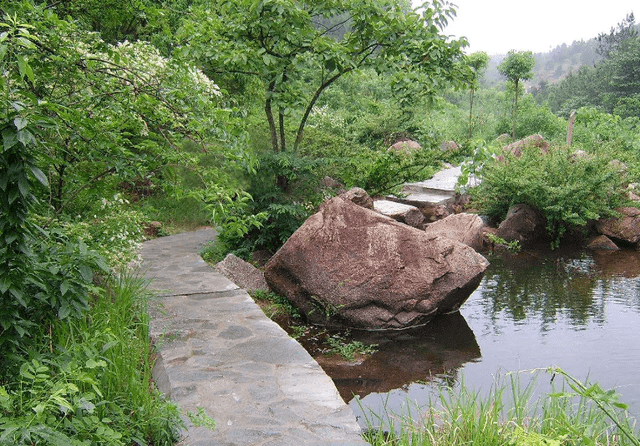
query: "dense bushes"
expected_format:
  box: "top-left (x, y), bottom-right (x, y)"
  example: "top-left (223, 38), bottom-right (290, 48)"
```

top-left (471, 145), bottom-right (629, 247)
top-left (495, 96), bottom-right (567, 142)
top-left (0, 273), bottom-right (182, 445)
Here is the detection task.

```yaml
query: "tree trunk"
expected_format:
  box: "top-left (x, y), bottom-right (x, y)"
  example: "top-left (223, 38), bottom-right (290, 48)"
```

top-left (512, 80), bottom-right (519, 140)
top-left (468, 88), bottom-right (475, 139)
top-left (265, 81), bottom-right (279, 152)
top-left (54, 164), bottom-right (66, 212)
top-left (293, 70), bottom-right (349, 153)
top-left (279, 108), bottom-right (286, 152)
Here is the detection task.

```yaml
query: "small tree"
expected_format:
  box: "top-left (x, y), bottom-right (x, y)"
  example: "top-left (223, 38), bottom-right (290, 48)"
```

top-left (467, 51), bottom-right (490, 138)
top-left (178, 0), bottom-right (470, 158)
top-left (498, 50), bottom-right (535, 140)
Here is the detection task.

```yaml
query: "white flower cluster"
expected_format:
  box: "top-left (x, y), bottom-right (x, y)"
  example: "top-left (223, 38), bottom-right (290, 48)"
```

top-left (308, 104), bottom-right (347, 132)
top-left (113, 41), bottom-right (221, 98)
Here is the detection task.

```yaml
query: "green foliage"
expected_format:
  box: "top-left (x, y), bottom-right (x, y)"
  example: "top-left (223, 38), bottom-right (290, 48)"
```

top-left (485, 233), bottom-right (522, 253)
top-left (207, 152), bottom-right (324, 258)
top-left (362, 369), bottom-right (639, 446)
top-left (547, 367), bottom-right (640, 446)
top-left (186, 407), bottom-right (217, 431)
top-left (495, 95), bottom-right (567, 142)
top-left (466, 51), bottom-right (490, 138)
top-left (0, 123), bottom-right (109, 352)
top-left (177, 0), bottom-right (471, 155)
top-left (498, 50), bottom-right (536, 86)
top-left (597, 13), bottom-right (638, 59)
top-left (457, 141), bottom-right (500, 192)
top-left (470, 145), bottom-right (628, 247)
top-left (498, 50), bottom-right (536, 139)
top-left (544, 15), bottom-right (640, 119)
top-left (340, 147), bottom-right (441, 197)
top-left (251, 289), bottom-right (302, 321)
top-left (0, 273), bottom-right (182, 445)
top-left (46, 194), bottom-right (145, 268)
top-left (572, 108), bottom-right (640, 177)
top-left (324, 331), bottom-right (378, 362)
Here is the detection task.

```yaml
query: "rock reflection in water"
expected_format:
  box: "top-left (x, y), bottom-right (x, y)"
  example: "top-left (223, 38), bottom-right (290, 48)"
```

top-left (592, 249), bottom-right (640, 278)
top-left (315, 312), bottom-right (481, 401)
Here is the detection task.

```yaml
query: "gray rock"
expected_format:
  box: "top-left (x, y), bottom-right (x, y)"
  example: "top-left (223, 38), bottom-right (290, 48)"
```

top-left (374, 199), bottom-right (425, 228)
top-left (215, 253), bottom-right (268, 293)
top-left (339, 187), bottom-right (374, 209)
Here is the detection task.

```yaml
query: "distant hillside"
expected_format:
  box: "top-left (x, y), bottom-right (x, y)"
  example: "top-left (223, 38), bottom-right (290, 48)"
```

top-left (481, 37), bottom-right (601, 89)
top-left (481, 20), bottom-right (640, 91)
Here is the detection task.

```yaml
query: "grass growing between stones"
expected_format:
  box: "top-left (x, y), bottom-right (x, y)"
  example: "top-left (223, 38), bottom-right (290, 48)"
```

top-left (251, 289), bottom-right (302, 321)
top-left (361, 368), bottom-right (639, 446)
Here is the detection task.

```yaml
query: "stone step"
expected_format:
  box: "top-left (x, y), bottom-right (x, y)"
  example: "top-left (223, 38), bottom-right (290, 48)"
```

top-left (400, 165), bottom-right (479, 206)
top-left (401, 190), bottom-right (456, 205)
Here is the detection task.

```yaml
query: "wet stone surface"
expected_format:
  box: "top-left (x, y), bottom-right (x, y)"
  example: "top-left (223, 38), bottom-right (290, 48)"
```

top-left (140, 228), bottom-right (368, 446)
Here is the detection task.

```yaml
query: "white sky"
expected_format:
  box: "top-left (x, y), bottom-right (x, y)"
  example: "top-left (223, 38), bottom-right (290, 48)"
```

top-left (412, 0), bottom-right (637, 55)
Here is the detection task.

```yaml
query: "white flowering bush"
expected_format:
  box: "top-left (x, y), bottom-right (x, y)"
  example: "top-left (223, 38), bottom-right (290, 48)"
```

top-left (53, 194), bottom-right (145, 268)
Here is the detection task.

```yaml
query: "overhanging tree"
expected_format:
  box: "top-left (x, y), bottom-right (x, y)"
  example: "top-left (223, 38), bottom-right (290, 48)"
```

top-left (498, 50), bottom-right (535, 140)
top-left (177, 0), bottom-right (471, 159)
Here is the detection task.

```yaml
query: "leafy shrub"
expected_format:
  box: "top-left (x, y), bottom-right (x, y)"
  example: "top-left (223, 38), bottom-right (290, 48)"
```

top-left (470, 145), bottom-right (629, 247)
top-left (496, 96), bottom-right (567, 141)
top-left (0, 273), bottom-right (182, 445)
top-left (49, 194), bottom-right (145, 268)
top-left (573, 107), bottom-right (640, 154)
top-left (197, 152), bottom-right (324, 259)
top-left (251, 289), bottom-right (301, 320)
top-left (324, 331), bottom-right (378, 361)
top-left (339, 147), bottom-right (441, 197)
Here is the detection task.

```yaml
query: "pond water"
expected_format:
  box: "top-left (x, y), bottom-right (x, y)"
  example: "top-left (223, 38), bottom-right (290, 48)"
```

top-left (316, 248), bottom-right (640, 428)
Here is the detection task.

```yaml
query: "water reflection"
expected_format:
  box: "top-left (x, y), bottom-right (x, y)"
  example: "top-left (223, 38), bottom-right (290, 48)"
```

top-left (329, 248), bottom-right (640, 424)
top-left (317, 312), bottom-right (481, 401)
top-left (479, 250), bottom-right (640, 332)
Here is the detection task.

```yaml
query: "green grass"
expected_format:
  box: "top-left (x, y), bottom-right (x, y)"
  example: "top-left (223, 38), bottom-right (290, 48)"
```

top-left (250, 289), bottom-right (302, 320)
top-left (324, 331), bottom-right (378, 362)
top-left (362, 368), bottom-right (639, 446)
top-left (0, 271), bottom-right (182, 445)
top-left (136, 194), bottom-right (212, 235)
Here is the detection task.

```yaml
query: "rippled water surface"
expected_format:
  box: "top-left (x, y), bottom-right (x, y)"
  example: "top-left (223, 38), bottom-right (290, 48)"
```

top-left (322, 249), bottom-right (640, 425)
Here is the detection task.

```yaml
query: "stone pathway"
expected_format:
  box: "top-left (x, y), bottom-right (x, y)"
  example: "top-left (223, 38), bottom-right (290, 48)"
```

top-left (140, 229), bottom-right (369, 446)
top-left (401, 165), bottom-right (479, 205)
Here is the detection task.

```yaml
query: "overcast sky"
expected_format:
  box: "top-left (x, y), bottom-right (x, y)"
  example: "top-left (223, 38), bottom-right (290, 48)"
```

top-left (412, 0), bottom-right (637, 55)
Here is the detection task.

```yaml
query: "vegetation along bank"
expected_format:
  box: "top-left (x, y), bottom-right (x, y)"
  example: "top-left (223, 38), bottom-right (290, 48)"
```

top-left (1, 0), bottom-right (639, 444)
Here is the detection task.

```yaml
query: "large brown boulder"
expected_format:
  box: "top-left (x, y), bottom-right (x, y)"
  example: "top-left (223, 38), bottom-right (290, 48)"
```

top-left (496, 204), bottom-right (547, 247)
top-left (596, 207), bottom-right (640, 245)
top-left (264, 197), bottom-right (489, 330)
top-left (424, 213), bottom-right (486, 252)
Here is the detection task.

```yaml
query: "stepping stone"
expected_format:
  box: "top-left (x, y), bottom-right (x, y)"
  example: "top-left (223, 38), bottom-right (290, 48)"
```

top-left (401, 165), bottom-right (479, 206)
